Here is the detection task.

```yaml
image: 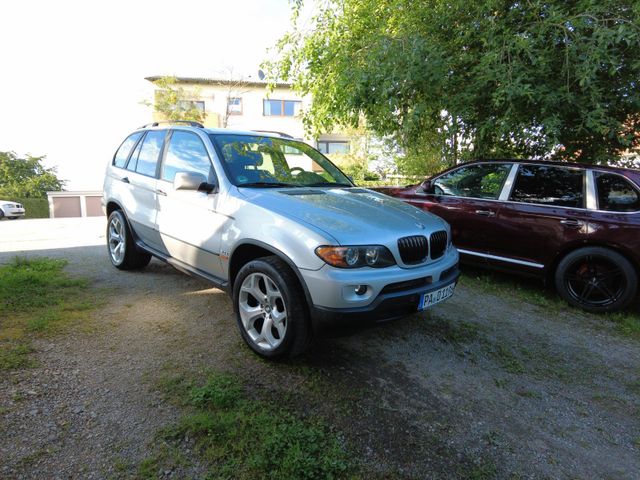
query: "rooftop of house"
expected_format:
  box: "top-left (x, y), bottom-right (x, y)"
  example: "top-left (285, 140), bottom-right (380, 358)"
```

top-left (144, 76), bottom-right (292, 89)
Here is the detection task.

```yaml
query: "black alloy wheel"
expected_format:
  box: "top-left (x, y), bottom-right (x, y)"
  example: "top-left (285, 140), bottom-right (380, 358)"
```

top-left (555, 247), bottom-right (637, 313)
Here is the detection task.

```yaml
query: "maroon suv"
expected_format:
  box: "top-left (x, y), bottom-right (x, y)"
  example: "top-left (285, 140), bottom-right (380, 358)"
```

top-left (379, 160), bottom-right (640, 312)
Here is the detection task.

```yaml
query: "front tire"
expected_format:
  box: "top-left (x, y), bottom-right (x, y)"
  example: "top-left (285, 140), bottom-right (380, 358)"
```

top-left (107, 210), bottom-right (151, 270)
top-left (555, 247), bottom-right (637, 313)
top-left (233, 256), bottom-right (312, 358)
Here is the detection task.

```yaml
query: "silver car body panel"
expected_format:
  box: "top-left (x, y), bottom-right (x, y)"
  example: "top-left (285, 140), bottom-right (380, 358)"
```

top-left (103, 126), bottom-right (459, 312)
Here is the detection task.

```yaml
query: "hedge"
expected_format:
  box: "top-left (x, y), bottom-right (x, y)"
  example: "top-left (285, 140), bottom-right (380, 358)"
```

top-left (12, 198), bottom-right (49, 219)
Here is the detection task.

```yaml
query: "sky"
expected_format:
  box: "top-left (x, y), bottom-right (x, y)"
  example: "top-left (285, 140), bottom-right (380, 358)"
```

top-left (0, 0), bottom-right (299, 190)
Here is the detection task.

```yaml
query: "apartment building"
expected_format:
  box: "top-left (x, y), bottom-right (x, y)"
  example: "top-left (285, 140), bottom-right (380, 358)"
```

top-left (144, 76), bottom-right (351, 155)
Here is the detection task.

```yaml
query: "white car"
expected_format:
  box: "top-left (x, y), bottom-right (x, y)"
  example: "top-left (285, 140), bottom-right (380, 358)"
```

top-left (0, 200), bottom-right (25, 220)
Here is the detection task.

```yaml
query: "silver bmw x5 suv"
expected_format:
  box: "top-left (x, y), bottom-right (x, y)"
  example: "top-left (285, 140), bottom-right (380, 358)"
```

top-left (103, 122), bottom-right (459, 358)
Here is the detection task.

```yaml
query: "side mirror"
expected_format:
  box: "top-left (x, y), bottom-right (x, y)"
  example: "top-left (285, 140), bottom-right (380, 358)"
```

top-left (419, 179), bottom-right (433, 193)
top-left (174, 172), bottom-right (217, 193)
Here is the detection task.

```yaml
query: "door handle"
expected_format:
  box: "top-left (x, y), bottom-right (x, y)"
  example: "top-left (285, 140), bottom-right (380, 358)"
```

top-left (156, 189), bottom-right (167, 196)
top-left (475, 210), bottom-right (496, 217)
top-left (120, 176), bottom-right (130, 184)
top-left (560, 219), bottom-right (584, 228)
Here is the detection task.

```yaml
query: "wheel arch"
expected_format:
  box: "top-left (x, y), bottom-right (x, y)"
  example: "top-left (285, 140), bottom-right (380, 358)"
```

top-left (105, 201), bottom-right (143, 246)
top-left (106, 200), bottom-right (123, 217)
top-left (228, 240), bottom-right (314, 310)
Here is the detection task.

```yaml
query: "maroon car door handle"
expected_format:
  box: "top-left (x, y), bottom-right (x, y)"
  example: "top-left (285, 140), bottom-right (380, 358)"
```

top-left (475, 209), bottom-right (496, 217)
top-left (560, 218), bottom-right (584, 228)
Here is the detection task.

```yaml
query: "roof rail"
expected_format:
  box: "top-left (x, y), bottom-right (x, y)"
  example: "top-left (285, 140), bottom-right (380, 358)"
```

top-left (139, 120), bottom-right (204, 129)
top-left (252, 130), bottom-right (295, 139)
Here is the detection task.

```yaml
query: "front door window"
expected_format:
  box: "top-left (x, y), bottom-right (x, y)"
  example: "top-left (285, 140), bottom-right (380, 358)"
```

top-left (433, 163), bottom-right (512, 199)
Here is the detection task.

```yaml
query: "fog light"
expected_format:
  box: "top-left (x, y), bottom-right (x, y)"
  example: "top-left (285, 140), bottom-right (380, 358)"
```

top-left (354, 285), bottom-right (367, 295)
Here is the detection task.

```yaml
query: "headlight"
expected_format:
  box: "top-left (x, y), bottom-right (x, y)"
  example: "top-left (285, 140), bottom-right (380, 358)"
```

top-left (315, 245), bottom-right (396, 268)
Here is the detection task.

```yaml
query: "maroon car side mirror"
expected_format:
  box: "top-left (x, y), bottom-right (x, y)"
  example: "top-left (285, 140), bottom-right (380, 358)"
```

top-left (419, 179), bottom-right (433, 193)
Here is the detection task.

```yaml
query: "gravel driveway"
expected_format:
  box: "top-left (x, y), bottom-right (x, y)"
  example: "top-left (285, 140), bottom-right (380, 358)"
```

top-left (1, 218), bottom-right (639, 479)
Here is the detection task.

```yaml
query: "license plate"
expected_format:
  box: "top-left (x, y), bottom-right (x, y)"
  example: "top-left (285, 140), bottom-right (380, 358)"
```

top-left (418, 283), bottom-right (456, 310)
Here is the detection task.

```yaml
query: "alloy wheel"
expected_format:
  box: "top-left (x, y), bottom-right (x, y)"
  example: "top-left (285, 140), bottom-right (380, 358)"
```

top-left (238, 272), bottom-right (287, 350)
top-left (108, 216), bottom-right (125, 265)
top-left (563, 254), bottom-right (625, 308)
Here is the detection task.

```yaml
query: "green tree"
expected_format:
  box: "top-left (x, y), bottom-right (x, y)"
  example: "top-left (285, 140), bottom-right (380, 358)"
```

top-left (148, 76), bottom-right (206, 124)
top-left (267, 0), bottom-right (640, 168)
top-left (0, 152), bottom-right (64, 198)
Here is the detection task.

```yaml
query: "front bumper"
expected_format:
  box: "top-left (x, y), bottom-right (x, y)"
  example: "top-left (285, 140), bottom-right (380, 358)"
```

top-left (309, 264), bottom-right (460, 335)
top-left (3, 208), bottom-right (25, 217)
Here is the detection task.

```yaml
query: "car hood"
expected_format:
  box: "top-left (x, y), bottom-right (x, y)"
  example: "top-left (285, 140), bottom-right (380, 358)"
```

top-left (238, 187), bottom-right (448, 245)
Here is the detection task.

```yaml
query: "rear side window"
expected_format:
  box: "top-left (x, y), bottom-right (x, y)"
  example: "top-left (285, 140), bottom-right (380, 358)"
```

top-left (510, 165), bottom-right (584, 208)
top-left (162, 131), bottom-right (212, 182)
top-left (135, 130), bottom-right (166, 177)
top-left (113, 132), bottom-right (143, 168)
top-left (432, 163), bottom-right (512, 199)
top-left (595, 172), bottom-right (640, 212)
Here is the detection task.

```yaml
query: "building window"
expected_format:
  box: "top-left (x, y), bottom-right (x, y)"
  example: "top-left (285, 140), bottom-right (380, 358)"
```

top-left (177, 100), bottom-right (205, 112)
top-left (263, 99), bottom-right (302, 117)
top-left (227, 97), bottom-right (242, 115)
top-left (317, 141), bottom-right (350, 155)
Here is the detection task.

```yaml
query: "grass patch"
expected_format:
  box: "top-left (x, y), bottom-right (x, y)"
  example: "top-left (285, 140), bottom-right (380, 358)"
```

top-left (486, 343), bottom-right (526, 375)
top-left (425, 315), bottom-right (482, 345)
top-left (465, 460), bottom-right (498, 480)
top-left (142, 371), bottom-right (355, 480)
top-left (463, 267), bottom-right (640, 341)
top-left (0, 257), bottom-right (96, 371)
top-left (606, 311), bottom-right (640, 339)
top-left (461, 269), bottom-right (562, 312)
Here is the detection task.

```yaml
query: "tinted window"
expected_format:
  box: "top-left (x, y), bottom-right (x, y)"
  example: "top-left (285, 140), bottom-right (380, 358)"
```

top-left (511, 165), bottom-right (584, 208)
top-left (162, 131), bottom-right (212, 182)
top-left (432, 163), bottom-right (512, 199)
top-left (135, 130), bottom-right (166, 177)
top-left (595, 172), bottom-right (640, 212)
top-left (125, 134), bottom-right (145, 172)
top-left (113, 132), bottom-right (143, 168)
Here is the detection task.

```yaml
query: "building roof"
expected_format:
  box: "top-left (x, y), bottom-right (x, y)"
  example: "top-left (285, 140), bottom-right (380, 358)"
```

top-left (144, 76), bottom-right (292, 89)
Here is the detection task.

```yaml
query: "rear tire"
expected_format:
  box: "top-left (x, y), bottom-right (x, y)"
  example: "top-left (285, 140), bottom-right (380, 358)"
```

top-left (233, 256), bottom-right (312, 358)
top-left (555, 247), bottom-right (637, 313)
top-left (107, 210), bottom-right (151, 270)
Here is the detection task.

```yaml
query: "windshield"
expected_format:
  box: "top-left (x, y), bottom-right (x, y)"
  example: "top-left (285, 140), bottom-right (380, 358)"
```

top-left (209, 134), bottom-right (353, 188)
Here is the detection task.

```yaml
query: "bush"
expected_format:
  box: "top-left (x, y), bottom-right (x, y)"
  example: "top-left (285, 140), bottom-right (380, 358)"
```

top-left (13, 198), bottom-right (49, 219)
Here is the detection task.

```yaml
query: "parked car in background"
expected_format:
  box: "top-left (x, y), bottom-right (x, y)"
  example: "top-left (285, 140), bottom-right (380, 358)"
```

top-left (103, 122), bottom-right (459, 358)
top-left (0, 200), bottom-right (25, 220)
top-left (378, 160), bottom-right (640, 313)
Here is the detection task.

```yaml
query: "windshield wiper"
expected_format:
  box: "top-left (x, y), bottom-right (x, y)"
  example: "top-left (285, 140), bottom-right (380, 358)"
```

top-left (237, 182), bottom-right (296, 188)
